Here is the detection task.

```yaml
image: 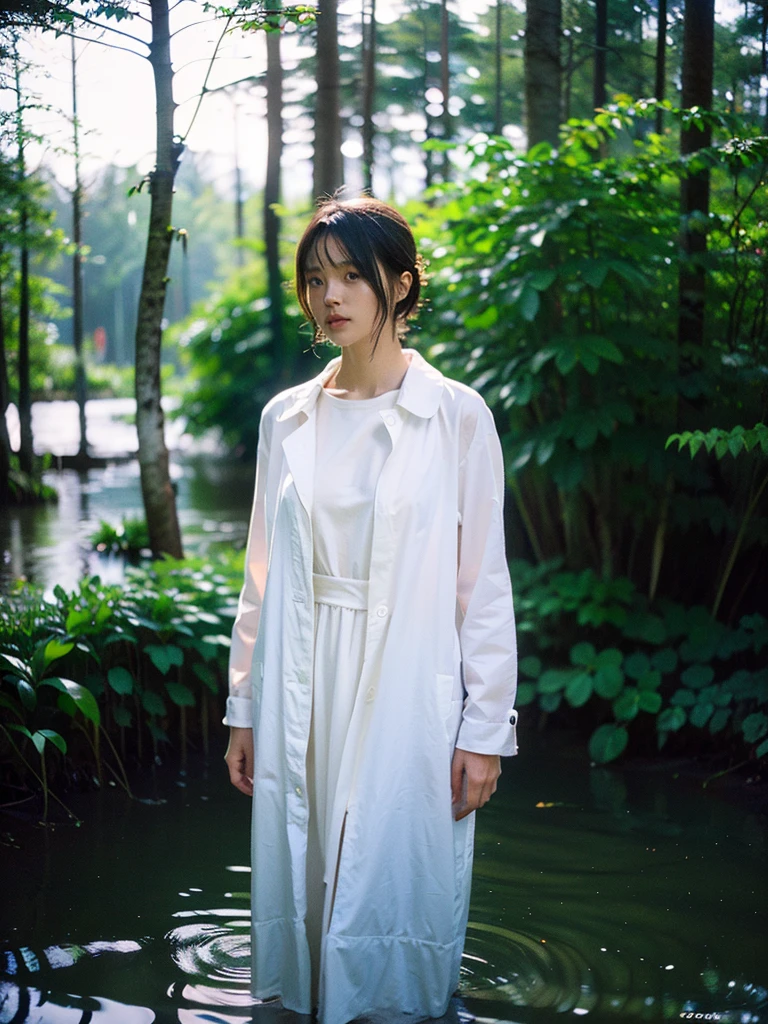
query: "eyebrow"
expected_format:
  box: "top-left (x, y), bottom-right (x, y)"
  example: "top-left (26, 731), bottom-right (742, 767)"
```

top-left (305, 260), bottom-right (356, 273)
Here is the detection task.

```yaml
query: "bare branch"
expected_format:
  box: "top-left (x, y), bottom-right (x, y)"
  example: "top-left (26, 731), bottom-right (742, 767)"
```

top-left (63, 8), bottom-right (150, 49)
top-left (170, 18), bottom-right (216, 38)
top-left (57, 30), bottom-right (147, 60)
top-left (178, 13), bottom-right (233, 142)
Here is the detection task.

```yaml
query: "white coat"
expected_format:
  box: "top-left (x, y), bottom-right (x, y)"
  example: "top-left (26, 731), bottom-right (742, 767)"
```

top-left (225, 348), bottom-right (518, 1023)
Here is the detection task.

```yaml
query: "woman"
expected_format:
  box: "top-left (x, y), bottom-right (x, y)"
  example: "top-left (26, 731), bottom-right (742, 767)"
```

top-left (224, 197), bottom-right (518, 1023)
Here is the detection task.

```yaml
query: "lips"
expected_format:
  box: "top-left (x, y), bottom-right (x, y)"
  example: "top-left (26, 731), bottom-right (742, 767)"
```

top-left (326, 316), bottom-right (349, 328)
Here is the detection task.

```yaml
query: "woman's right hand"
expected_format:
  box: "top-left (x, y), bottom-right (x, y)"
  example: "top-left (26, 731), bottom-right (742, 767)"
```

top-left (225, 727), bottom-right (254, 796)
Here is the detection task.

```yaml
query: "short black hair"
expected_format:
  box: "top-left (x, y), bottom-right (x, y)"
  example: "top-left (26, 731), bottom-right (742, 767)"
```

top-left (295, 196), bottom-right (423, 355)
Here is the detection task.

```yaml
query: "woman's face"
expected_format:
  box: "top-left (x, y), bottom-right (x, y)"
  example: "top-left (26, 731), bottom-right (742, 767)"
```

top-left (305, 236), bottom-right (384, 350)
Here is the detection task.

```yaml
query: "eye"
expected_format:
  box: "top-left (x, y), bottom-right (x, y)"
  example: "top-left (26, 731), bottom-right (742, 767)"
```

top-left (308, 276), bottom-right (323, 287)
top-left (346, 270), bottom-right (360, 281)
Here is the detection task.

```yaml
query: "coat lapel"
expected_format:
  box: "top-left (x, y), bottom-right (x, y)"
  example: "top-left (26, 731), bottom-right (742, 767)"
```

top-left (282, 411), bottom-right (316, 518)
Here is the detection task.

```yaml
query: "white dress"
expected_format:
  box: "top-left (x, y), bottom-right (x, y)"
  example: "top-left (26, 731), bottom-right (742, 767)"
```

top-left (306, 384), bottom-right (400, 1006)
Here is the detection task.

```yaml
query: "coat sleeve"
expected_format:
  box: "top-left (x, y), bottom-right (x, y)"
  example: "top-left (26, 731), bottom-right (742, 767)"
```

top-left (223, 408), bottom-right (272, 728)
top-left (455, 398), bottom-right (518, 756)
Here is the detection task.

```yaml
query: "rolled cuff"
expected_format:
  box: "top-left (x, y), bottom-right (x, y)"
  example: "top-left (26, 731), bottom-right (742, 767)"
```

top-left (223, 695), bottom-right (253, 728)
top-left (456, 710), bottom-right (518, 757)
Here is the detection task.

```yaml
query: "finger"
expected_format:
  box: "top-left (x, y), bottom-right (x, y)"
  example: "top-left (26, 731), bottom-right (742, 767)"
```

top-left (451, 751), bottom-right (465, 807)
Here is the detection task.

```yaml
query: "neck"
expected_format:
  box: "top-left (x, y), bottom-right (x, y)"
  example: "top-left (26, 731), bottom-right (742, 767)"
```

top-left (329, 335), bottom-right (411, 399)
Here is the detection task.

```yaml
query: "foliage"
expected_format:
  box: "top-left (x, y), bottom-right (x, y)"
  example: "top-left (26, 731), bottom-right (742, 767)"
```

top-left (0, 554), bottom-right (243, 817)
top-left (414, 102), bottom-right (768, 625)
top-left (90, 517), bottom-right (150, 556)
top-left (667, 424), bottom-right (768, 460)
top-left (169, 260), bottom-right (318, 455)
top-left (512, 558), bottom-right (768, 766)
top-left (6, 466), bottom-right (58, 505)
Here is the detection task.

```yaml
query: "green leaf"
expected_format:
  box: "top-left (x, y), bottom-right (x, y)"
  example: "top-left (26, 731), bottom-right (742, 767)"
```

top-left (40, 678), bottom-right (100, 726)
top-left (588, 723), bottom-right (628, 764)
top-left (16, 679), bottom-right (36, 711)
top-left (113, 705), bottom-right (133, 728)
top-left (107, 667), bottom-right (134, 696)
top-left (38, 729), bottom-right (67, 755)
top-left (582, 262), bottom-right (608, 288)
top-left (519, 286), bottom-right (540, 322)
top-left (539, 691), bottom-right (561, 713)
top-left (709, 708), bottom-right (731, 734)
top-left (613, 687), bottom-right (640, 721)
top-left (637, 670), bottom-right (662, 692)
top-left (624, 652), bottom-right (650, 680)
top-left (65, 607), bottom-right (92, 634)
top-left (755, 738), bottom-right (768, 759)
top-left (690, 702), bottom-right (714, 728)
top-left (43, 638), bottom-right (74, 668)
top-left (638, 690), bottom-right (662, 714)
top-left (515, 682), bottom-right (537, 706)
top-left (0, 653), bottom-right (33, 681)
top-left (681, 664), bottom-right (715, 689)
top-left (538, 669), bottom-right (570, 694)
top-left (594, 664), bottom-right (624, 699)
top-left (528, 269), bottom-right (557, 291)
top-left (570, 642), bottom-right (596, 667)
top-left (565, 671), bottom-right (593, 707)
top-left (658, 706), bottom-right (687, 732)
top-left (741, 712), bottom-right (768, 744)
top-left (145, 644), bottom-right (184, 676)
top-left (192, 662), bottom-right (218, 692)
top-left (651, 648), bottom-right (678, 674)
top-left (519, 656), bottom-right (542, 679)
top-left (671, 688), bottom-right (696, 707)
top-left (141, 691), bottom-right (166, 717)
top-left (165, 681), bottom-right (196, 707)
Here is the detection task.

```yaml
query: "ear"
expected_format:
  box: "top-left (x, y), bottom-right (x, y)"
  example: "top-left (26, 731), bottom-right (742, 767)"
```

top-left (395, 270), bottom-right (413, 304)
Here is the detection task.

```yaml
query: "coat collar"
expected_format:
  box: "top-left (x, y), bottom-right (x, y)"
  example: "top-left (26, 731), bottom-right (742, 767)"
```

top-left (276, 348), bottom-right (444, 423)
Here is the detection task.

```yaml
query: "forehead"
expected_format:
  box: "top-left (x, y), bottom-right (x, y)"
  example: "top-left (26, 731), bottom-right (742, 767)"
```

top-left (304, 233), bottom-right (353, 272)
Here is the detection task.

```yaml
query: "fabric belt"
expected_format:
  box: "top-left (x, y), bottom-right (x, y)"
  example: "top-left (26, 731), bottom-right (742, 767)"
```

top-left (312, 573), bottom-right (369, 611)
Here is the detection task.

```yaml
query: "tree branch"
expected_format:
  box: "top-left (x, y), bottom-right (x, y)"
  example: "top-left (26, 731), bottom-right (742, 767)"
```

top-left (178, 14), bottom-right (234, 142)
top-left (61, 31), bottom-right (148, 59)
top-left (59, 8), bottom-right (150, 49)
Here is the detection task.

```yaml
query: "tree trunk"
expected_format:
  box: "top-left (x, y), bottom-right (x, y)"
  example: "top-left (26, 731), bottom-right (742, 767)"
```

top-left (361, 0), bottom-right (376, 191)
top-left (654, 0), bottom-right (667, 134)
top-left (234, 101), bottom-right (245, 267)
top-left (71, 33), bottom-right (88, 461)
top-left (593, 0), bottom-right (607, 111)
top-left (313, 0), bottom-right (343, 200)
top-left (524, 0), bottom-right (561, 149)
top-left (440, 0), bottom-right (451, 169)
top-left (265, 20), bottom-right (285, 378)
top-left (494, 0), bottom-right (503, 135)
top-left (135, 0), bottom-right (183, 559)
top-left (677, 0), bottom-right (714, 352)
top-left (0, 262), bottom-right (11, 506)
top-left (422, 3), bottom-right (433, 190)
top-left (14, 50), bottom-right (32, 475)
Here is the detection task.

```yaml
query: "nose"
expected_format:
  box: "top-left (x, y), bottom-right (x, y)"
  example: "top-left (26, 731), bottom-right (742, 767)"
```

top-left (323, 280), bottom-right (341, 305)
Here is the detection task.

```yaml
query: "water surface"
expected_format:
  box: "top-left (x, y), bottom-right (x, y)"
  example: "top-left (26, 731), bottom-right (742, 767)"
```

top-left (1, 739), bottom-right (765, 1024)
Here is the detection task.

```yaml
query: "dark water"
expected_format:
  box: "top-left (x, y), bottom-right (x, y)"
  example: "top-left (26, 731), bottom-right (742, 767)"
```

top-left (1, 454), bottom-right (255, 595)
top-left (1, 740), bottom-right (765, 1024)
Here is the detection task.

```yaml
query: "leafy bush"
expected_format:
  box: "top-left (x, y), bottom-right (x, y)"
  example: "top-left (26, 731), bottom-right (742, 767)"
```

top-left (512, 558), bottom-right (768, 765)
top-left (0, 555), bottom-right (243, 818)
top-left (415, 102), bottom-right (768, 623)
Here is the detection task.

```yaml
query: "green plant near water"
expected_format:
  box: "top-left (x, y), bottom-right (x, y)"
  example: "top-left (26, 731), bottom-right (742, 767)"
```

top-left (0, 554), bottom-right (243, 817)
top-left (512, 558), bottom-right (768, 766)
top-left (90, 517), bottom-right (150, 556)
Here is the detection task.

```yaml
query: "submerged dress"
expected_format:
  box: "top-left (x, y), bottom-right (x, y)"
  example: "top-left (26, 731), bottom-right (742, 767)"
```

top-left (305, 383), bottom-right (401, 1009)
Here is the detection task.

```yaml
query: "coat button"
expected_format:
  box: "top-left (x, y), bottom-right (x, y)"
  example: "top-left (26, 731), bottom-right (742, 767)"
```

top-left (295, 785), bottom-right (302, 796)
top-left (376, 604), bottom-right (388, 617)
top-left (365, 686), bottom-right (376, 702)
top-left (384, 414), bottom-right (395, 426)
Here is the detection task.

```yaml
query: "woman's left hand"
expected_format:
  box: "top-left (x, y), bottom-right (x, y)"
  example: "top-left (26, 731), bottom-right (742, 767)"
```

top-left (451, 748), bottom-right (501, 821)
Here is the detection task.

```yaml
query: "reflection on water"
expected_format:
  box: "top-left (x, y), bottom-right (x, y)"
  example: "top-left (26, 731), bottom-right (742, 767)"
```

top-left (0, 743), bottom-right (765, 1024)
top-left (1, 400), bottom-right (255, 594)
